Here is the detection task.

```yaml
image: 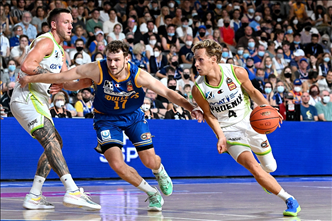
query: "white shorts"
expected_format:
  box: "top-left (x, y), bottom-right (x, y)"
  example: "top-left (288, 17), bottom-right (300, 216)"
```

top-left (10, 94), bottom-right (53, 136)
top-left (223, 114), bottom-right (272, 161)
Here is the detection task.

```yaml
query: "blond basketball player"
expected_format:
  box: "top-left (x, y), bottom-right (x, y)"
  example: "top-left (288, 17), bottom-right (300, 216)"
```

top-left (191, 39), bottom-right (301, 217)
top-left (10, 8), bottom-right (100, 211)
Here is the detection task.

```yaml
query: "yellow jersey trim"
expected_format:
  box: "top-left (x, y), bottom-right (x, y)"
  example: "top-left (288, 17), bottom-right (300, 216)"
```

top-left (96, 60), bottom-right (103, 85)
top-left (134, 68), bottom-right (142, 88)
top-left (109, 63), bottom-right (131, 83)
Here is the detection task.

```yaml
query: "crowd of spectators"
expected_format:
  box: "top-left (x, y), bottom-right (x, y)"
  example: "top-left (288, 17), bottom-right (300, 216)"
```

top-left (1, 0), bottom-right (332, 121)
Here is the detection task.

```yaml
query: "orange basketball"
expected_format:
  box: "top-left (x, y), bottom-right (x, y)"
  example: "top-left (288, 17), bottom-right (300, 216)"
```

top-left (250, 105), bottom-right (280, 134)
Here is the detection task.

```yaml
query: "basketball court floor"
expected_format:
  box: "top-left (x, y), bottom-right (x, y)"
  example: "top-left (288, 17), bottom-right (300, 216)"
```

top-left (1, 177), bottom-right (331, 221)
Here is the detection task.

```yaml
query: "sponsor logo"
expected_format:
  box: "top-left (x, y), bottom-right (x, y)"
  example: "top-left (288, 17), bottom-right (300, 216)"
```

top-left (210, 90), bottom-right (239, 105)
top-left (28, 119), bottom-right (37, 127)
top-left (261, 140), bottom-right (269, 148)
top-left (226, 77), bottom-right (237, 91)
top-left (55, 50), bottom-right (59, 58)
top-left (210, 93), bottom-right (243, 113)
top-left (260, 111), bottom-right (271, 116)
top-left (228, 137), bottom-right (241, 141)
top-left (103, 80), bottom-right (114, 93)
top-left (140, 132), bottom-right (151, 140)
top-left (205, 91), bottom-right (214, 99)
top-left (127, 80), bottom-right (133, 92)
top-left (50, 64), bottom-right (61, 69)
top-left (101, 130), bottom-right (111, 141)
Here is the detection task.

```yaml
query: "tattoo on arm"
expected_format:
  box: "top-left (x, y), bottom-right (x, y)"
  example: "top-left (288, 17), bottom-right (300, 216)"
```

top-left (33, 66), bottom-right (49, 75)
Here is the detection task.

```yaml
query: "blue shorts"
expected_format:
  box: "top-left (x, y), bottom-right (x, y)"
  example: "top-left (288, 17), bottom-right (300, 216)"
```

top-left (94, 109), bottom-right (153, 152)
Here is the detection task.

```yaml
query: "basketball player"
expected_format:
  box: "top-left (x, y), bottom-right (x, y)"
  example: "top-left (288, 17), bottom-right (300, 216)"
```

top-left (190, 40), bottom-right (301, 217)
top-left (10, 9), bottom-right (100, 210)
top-left (19, 40), bottom-right (204, 211)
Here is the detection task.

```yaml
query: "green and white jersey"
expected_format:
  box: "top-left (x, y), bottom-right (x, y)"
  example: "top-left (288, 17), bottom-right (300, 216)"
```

top-left (12, 32), bottom-right (64, 104)
top-left (195, 64), bottom-right (251, 128)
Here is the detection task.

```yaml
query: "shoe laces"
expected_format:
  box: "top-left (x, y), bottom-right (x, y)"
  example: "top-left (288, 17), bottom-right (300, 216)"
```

top-left (156, 171), bottom-right (169, 188)
top-left (78, 188), bottom-right (93, 201)
top-left (286, 199), bottom-right (294, 208)
top-left (40, 195), bottom-right (53, 206)
top-left (145, 191), bottom-right (160, 205)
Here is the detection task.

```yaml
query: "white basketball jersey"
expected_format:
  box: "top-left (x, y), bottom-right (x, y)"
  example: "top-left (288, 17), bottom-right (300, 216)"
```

top-left (11, 32), bottom-right (64, 103)
top-left (195, 64), bottom-right (251, 127)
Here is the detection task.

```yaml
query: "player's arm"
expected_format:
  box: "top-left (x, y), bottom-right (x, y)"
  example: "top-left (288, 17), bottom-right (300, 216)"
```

top-left (192, 85), bottom-right (227, 154)
top-left (21, 38), bottom-right (54, 75)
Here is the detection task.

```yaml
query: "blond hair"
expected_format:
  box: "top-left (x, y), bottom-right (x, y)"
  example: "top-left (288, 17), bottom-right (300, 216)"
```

top-left (192, 39), bottom-right (222, 63)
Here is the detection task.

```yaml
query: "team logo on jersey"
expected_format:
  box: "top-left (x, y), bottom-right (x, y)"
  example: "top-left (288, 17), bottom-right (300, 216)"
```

top-left (261, 140), bottom-right (269, 148)
top-left (205, 91), bottom-right (214, 99)
top-left (101, 130), bottom-right (112, 141)
top-left (141, 132), bottom-right (151, 140)
top-left (127, 80), bottom-right (133, 92)
top-left (217, 89), bottom-right (223, 94)
top-left (226, 77), bottom-right (237, 91)
top-left (103, 80), bottom-right (114, 93)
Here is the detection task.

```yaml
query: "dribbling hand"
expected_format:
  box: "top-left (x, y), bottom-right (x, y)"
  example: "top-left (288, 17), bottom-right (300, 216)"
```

top-left (217, 136), bottom-right (227, 154)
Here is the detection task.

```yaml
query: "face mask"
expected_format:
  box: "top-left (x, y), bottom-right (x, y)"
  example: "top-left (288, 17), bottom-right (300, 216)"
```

top-left (98, 45), bottom-right (105, 51)
top-left (237, 50), bottom-right (243, 55)
top-left (169, 2), bottom-right (174, 8)
top-left (127, 38), bottom-right (134, 43)
top-left (201, 5), bottom-right (207, 9)
top-left (171, 61), bottom-right (178, 67)
top-left (199, 32), bottom-right (206, 37)
top-left (76, 46), bottom-right (83, 51)
top-left (168, 85), bottom-right (176, 90)
top-left (183, 73), bottom-right (190, 79)
top-left (242, 23), bottom-right (249, 28)
top-left (305, 27), bottom-right (311, 32)
top-left (182, 24), bottom-right (188, 28)
top-left (142, 51), bottom-right (146, 57)
top-left (277, 53), bottom-right (283, 59)
top-left (322, 40), bottom-right (328, 45)
top-left (247, 64), bottom-right (253, 68)
top-left (168, 32), bottom-right (175, 36)
top-left (216, 4), bottom-right (222, 9)
top-left (287, 29), bottom-right (293, 34)
top-left (275, 9), bottom-right (281, 14)
top-left (132, 25), bottom-right (137, 33)
top-left (258, 51), bottom-right (265, 57)
top-left (265, 88), bottom-right (272, 94)
top-left (294, 86), bottom-right (301, 92)
top-left (185, 41), bottom-right (192, 46)
top-left (310, 91), bottom-right (319, 96)
top-left (277, 86), bottom-right (285, 93)
top-left (149, 40), bottom-right (156, 45)
top-left (141, 104), bottom-right (150, 111)
top-left (206, 24), bottom-right (212, 29)
top-left (323, 96), bottom-right (330, 103)
top-left (248, 8), bottom-right (255, 14)
top-left (55, 100), bottom-right (65, 108)
top-left (294, 41), bottom-right (301, 44)
top-left (83, 97), bottom-right (90, 103)
top-left (243, 53), bottom-right (250, 59)
top-left (284, 72), bottom-right (292, 78)
top-left (96, 57), bottom-right (103, 61)
top-left (283, 24), bottom-right (288, 29)
top-left (224, 23), bottom-right (230, 28)
top-left (266, 64), bottom-right (272, 68)
top-left (293, 19), bottom-right (298, 25)
top-left (192, 13), bottom-right (198, 17)
top-left (261, 37), bottom-right (267, 42)
top-left (75, 58), bottom-right (83, 65)
top-left (324, 57), bottom-right (330, 62)
top-left (8, 65), bottom-right (16, 72)
top-left (16, 35), bottom-right (20, 38)
top-left (248, 42), bottom-right (255, 48)
top-left (255, 16), bottom-right (261, 22)
top-left (222, 52), bottom-right (229, 58)
top-left (154, 7), bottom-right (158, 11)
top-left (234, 5), bottom-right (240, 10)
top-left (154, 51), bottom-right (160, 57)
top-left (256, 76), bottom-right (264, 81)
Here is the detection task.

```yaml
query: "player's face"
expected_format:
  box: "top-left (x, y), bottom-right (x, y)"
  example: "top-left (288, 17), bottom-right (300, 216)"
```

top-left (194, 48), bottom-right (215, 76)
top-left (106, 50), bottom-right (129, 77)
top-left (55, 13), bottom-right (73, 41)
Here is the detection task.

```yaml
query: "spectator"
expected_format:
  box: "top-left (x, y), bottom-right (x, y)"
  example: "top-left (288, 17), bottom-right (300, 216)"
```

top-left (142, 20), bottom-right (160, 46)
top-left (315, 90), bottom-right (332, 121)
top-left (279, 92), bottom-right (300, 121)
top-left (155, 6), bottom-right (170, 27)
top-left (300, 92), bottom-right (318, 121)
top-left (31, 6), bottom-right (46, 33)
top-left (249, 11), bottom-right (262, 32)
top-left (320, 34), bottom-right (331, 53)
top-left (312, 5), bottom-right (325, 27)
top-left (131, 43), bottom-right (150, 73)
top-left (1, 59), bottom-right (18, 90)
top-left (0, 4), bottom-right (10, 36)
top-left (177, 68), bottom-right (194, 93)
top-left (10, 34), bottom-right (29, 65)
top-left (285, 25), bottom-right (294, 43)
top-left (273, 81), bottom-right (286, 106)
top-left (279, 66), bottom-right (296, 93)
top-left (71, 7), bottom-right (86, 32)
top-left (240, 26), bottom-right (258, 52)
top-left (70, 25), bottom-right (87, 46)
top-left (84, 0), bottom-right (96, 20)
top-left (145, 88), bottom-right (167, 117)
top-left (161, 24), bottom-right (180, 52)
top-left (69, 52), bottom-right (83, 69)
top-left (294, 58), bottom-right (309, 81)
top-left (0, 26), bottom-right (10, 58)
top-left (172, 8), bottom-right (182, 27)
top-left (149, 45), bottom-right (167, 75)
top-left (75, 88), bottom-right (94, 118)
top-left (253, 44), bottom-right (266, 68)
top-left (290, 79), bottom-right (303, 104)
top-left (319, 53), bottom-right (331, 78)
top-left (86, 9), bottom-right (103, 37)
top-left (266, 40), bottom-right (276, 59)
top-left (180, 0), bottom-right (192, 19)
top-left (9, 25), bottom-right (23, 49)
top-left (176, 17), bottom-right (193, 43)
top-left (167, 0), bottom-right (177, 17)
top-left (0, 81), bottom-right (14, 117)
top-left (193, 25), bottom-right (208, 45)
top-left (219, 17), bottom-right (235, 47)
top-left (50, 92), bottom-right (73, 118)
top-left (261, 81), bottom-right (274, 106)
top-left (282, 41), bottom-right (293, 64)
top-left (15, 11), bottom-right (37, 42)
top-left (149, 0), bottom-right (161, 19)
top-left (245, 57), bottom-right (257, 80)
top-left (114, 0), bottom-right (127, 22)
top-left (69, 38), bottom-right (91, 65)
top-left (290, 33), bottom-right (304, 51)
top-left (318, 69), bottom-right (332, 93)
top-left (166, 44), bottom-right (177, 61)
top-left (107, 23), bottom-right (125, 43)
top-left (91, 41), bottom-right (106, 61)
top-left (273, 47), bottom-right (288, 75)
top-left (141, 97), bottom-right (159, 119)
top-left (2, 3), bottom-right (14, 26)
top-left (290, 49), bottom-right (305, 72)
top-left (159, 66), bottom-right (176, 87)
top-left (300, 21), bottom-right (313, 45)
top-left (94, 52), bottom-right (104, 61)
top-left (38, 22), bottom-right (50, 36)
top-left (304, 34), bottom-right (324, 58)
top-left (212, 28), bottom-right (222, 44)
top-left (179, 35), bottom-right (194, 65)
top-left (11, 0), bottom-right (25, 24)
top-left (158, 14), bottom-right (172, 39)
top-left (323, 6), bottom-right (332, 26)
top-left (156, 55), bottom-right (183, 80)
top-left (103, 8), bottom-right (120, 36)
top-left (220, 46), bottom-right (231, 63)
top-left (89, 30), bottom-right (107, 54)
top-left (289, 0), bottom-right (308, 23)
top-left (123, 16), bottom-right (143, 44)
top-left (271, 2), bottom-right (284, 24)
top-left (258, 31), bottom-right (269, 50)
top-left (230, 9), bottom-right (241, 32)
top-left (263, 56), bottom-right (277, 79)
top-left (306, 70), bottom-right (319, 90)
top-left (99, 1), bottom-right (111, 22)
top-left (308, 84), bottom-right (321, 106)
top-left (165, 100), bottom-right (192, 120)
top-left (145, 34), bottom-right (158, 59)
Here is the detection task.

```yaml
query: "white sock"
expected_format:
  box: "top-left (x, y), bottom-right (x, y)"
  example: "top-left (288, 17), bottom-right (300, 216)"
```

top-left (137, 179), bottom-right (157, 194)
top-left (60, 174), bottom-right (78, 192)
top-left (30, 175), bottom-right (45, 196)
top-left (277, 188), bottom-right (293, 201)
top-left (152, 163), bottom-right (163, 174)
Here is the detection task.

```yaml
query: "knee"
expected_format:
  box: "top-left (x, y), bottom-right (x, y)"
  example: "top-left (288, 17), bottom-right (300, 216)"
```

top-left (260, 160), bottom-right (277, 173)
top-left (246, 163), bottom-right (262, 176)
top-left (141, 155), bottom-right (160, 169)
top-left (108, 160), bottom-right (127, 174)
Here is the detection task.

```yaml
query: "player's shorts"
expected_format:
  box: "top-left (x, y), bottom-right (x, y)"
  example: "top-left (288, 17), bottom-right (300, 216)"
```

top-left (222, 114), bottom-right (272, 161)
top-left (10, 94), bottom-right (53, 136)
top-left (94, 109), bottom-right (153, 153)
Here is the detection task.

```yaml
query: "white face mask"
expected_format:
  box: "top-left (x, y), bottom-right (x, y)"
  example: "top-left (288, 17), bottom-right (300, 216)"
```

top-left (294, 86), bottom-right (301, 92)
top-left (55, 100), bottom-right (65, 108)
top-left (154, 51), bottom-right (160, 57)
top-left (323, 96), bottom-right (330, 103)
top-left (75, 58), bottom-right (83, 65)
top-left (255, 15), bottom-right (261, 22)
top-left (96, 57), bottom-right (103, 61)
top-left (185, 41), bottom-right (192, 46)
top-left (141, 104), bottom-right (150, 111)
top-left (168, 3), bottom-right (174, 8)
top-left (293, 19), bottom-right (298, 25)
top-left (149, 40), bottom-right (157, 45)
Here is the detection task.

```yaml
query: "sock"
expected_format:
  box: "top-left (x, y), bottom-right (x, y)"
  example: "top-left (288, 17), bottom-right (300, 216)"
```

top-left (60, 174), bottom-right (78, 192)
top-left (137, 179), bottom-right (157, 194)
top-left (152, 163), bottom-right (163, 174)
top-left (277, 188), bottom-right (293, 201)
top-left (30, 175), bottom-right (45, 196)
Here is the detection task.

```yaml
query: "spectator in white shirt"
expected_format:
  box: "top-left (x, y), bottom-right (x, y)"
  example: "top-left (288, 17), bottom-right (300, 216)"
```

top-left (10, 35), bottom-right (29, 65)
top-left (99, 1), bottom-right (111, 22)
top-left (69, 38), bottom-right (91, 65)
top-left (176, 17), bottom-right (193, 43)
top-left (103, 8), bottom-right (120, 36)
top-left (0, 26), bottom-right (10, 58)
top-left (107, 23), bottom-right (125, 43)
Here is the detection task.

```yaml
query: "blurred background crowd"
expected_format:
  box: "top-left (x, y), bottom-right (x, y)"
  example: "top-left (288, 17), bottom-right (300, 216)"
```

top-left (0, 0), bottom-right (331, 121)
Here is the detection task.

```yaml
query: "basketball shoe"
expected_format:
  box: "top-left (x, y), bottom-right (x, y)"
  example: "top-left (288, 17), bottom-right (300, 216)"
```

top-left (23, 193), bottom-right (54, 210)
top-left (283, 197), bottom-right (301, 217)
top-left (63, 188), bottom-right (101, 211)
top-left (154, 166), bottom-right (173, 196)
top-left (146, 187), bottom-right (164, 211)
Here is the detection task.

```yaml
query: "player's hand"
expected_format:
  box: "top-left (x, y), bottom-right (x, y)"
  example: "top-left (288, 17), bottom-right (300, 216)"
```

top-left (49, 83), bottom-right (64, 95)
top-left (191, 109), bottom-right (204, 123)
top-left (275, 107), bottom-right (283, 127)
top-left (217, 136), bottom-right (227, 154)
top-left (19, 75), bottom-right (30, 88)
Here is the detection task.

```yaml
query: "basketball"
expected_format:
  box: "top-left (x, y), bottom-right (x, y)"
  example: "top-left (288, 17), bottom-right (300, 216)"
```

top-left (250, 105), bottom-right (280, 134)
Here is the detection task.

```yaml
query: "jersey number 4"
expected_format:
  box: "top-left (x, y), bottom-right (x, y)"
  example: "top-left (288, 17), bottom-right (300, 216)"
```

top-left (228, 110), bottom-right (237, 118)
